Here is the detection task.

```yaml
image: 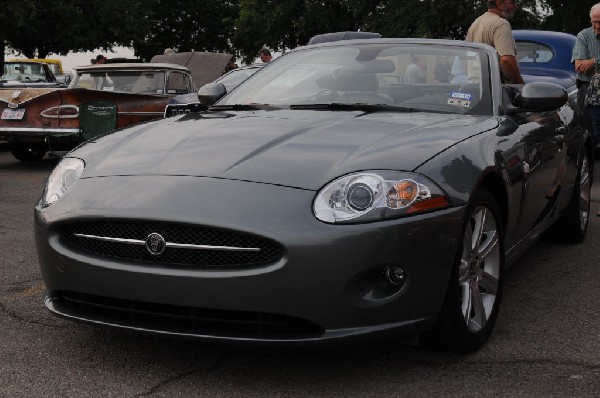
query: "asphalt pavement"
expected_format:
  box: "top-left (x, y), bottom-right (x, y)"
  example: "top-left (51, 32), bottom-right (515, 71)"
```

top-left (1, 142), bottom-right (599, 397)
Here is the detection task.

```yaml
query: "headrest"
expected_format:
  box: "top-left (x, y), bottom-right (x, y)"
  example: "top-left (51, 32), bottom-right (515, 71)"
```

top-left (334, 69), bottom-right (378, 92)
top-left (351, 59), bottom-right (396, 73)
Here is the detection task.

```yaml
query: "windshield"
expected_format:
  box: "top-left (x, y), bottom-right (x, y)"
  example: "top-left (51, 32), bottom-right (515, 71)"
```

top-left (221, 43), bottom-right (492, 115)
top-left (47, 64), bottom-right (61, 75)
top-left (71, 70), bottom-right (169, 93)
top-left (2, 62), bottom-right (55, 83)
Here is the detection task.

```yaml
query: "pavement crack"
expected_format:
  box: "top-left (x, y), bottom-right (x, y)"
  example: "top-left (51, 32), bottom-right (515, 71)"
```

top-left (463, 357), bottom-right (600, 370)
top-left (408, 358), bottom-right (600, 371)
top-left (0, 299), bottom-right (75, 329)
top-left (135, 355), bottom-right (224, 397)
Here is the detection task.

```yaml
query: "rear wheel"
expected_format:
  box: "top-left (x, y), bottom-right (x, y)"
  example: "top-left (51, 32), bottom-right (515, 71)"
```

top-left (545, 151), bottom-right (591, 243)
top-left (9, 142), bottom-right (47, 162)
top-left (423, 188), bottom-right (504, 352)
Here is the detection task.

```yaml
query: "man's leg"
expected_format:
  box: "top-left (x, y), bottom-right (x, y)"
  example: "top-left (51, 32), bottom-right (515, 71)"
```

top-left (587, 105), bottom-right (600, 145)
top-left (586, 105), bottom-right (600, 216)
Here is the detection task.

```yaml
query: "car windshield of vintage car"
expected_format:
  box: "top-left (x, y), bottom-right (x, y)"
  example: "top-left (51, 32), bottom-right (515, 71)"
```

top-left (1, 62), bottom-right (53, 83)
top-left (71, 70), bottom-right (169, 93)
top-left (221, 43), bottom-right (492, 115)
top-left (46, 63), bottom-right (61, 75)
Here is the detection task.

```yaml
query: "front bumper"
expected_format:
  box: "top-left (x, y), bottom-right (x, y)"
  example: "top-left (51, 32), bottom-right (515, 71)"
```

top-left (35, 175), bottom-right (465, 344)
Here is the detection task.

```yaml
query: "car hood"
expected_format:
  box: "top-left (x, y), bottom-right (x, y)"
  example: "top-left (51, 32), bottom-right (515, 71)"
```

top-left (75, 109), bottom-right (498, 190)
top-left (522, 68), bottom-right (576, 90)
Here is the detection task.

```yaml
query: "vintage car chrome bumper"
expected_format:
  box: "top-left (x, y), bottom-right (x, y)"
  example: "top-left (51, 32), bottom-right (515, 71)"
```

top-left (0, 126), bottom-right (80, 139)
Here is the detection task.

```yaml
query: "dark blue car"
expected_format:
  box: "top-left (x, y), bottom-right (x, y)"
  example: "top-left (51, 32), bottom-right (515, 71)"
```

top-left (514, 30), bottom-right (577, 92)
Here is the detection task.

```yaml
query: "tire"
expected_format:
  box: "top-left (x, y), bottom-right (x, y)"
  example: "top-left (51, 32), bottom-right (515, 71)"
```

top-left (9, 143), bottom-right (47, 162)
top-left (545, 151), bottom-right (591, 243)
top-left (423, 188), bottom-right (504, 352)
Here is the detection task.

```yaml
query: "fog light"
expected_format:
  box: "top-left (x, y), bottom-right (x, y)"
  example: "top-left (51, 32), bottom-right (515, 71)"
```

top-left (384, 266), bottom-right (406, 287)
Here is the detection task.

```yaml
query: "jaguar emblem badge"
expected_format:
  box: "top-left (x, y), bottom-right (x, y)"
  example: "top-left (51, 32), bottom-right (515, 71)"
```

top-left (146, 233), bottom-right (166, 255)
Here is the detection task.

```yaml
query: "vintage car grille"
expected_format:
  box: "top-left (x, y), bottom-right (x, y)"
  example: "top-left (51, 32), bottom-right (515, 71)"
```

top-left (52, 291), bottom-right (324, 339)
top-left (61, 221), bottom-right (284, 267)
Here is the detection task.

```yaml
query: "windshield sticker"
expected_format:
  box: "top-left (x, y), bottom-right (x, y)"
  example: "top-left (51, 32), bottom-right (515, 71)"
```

top-left (448, 91), bottom-right (472, 107)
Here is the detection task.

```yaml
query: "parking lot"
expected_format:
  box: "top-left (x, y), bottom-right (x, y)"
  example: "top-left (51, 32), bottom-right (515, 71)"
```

top-left (1, 141), bottom-right (600, 397)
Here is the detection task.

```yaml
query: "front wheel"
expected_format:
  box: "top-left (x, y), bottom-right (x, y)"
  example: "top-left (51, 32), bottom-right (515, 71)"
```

top-left (423, 188), bottom-right (504, 352)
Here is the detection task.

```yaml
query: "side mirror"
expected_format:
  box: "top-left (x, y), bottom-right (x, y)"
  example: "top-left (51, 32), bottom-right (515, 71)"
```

top-left (506, 82), bottom-right (568, 114)
top-left (198, 82), bottom-right (227, 106)
top-left (64, 75), bottom-right (72, 85)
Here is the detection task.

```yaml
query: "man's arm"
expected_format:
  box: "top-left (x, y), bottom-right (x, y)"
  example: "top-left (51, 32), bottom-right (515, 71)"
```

top-left (572, 31), bottom-right (595, 77)
top-left (575, 59), bottom-right (595, 75)
top-left (499, 55), bottom-right (525, 84)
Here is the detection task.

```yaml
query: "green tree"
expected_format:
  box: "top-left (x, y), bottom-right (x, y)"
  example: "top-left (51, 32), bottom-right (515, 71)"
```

top-left (0, 0), bottom-right (575, 69)
top-left (363, 0), bottom-right (483, 39)
top-left (233, 0), bottom-right (379, 63)
top-left (2, 0), bottom-right (147, 60)
top-left (0, 0), bottom-right (17, 68)
top-left (233, 0), bottom-right (544, 63)
top-left (541, 0), bottom-right (596, 35)
top-left (131, 0), bottom-right (240, 61)
top-left (364, 0), bottom-right (542, 39)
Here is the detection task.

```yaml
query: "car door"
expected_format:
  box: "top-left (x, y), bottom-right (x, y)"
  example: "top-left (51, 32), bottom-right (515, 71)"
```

top-left (513, 109), bottom-right (568, 239)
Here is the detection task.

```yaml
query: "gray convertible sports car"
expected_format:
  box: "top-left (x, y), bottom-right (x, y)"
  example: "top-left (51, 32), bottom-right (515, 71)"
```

top-left (35, 38), bottom-right (592, 352)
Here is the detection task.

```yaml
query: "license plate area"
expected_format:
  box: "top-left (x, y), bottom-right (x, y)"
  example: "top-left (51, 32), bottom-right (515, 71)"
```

top-left (1, 108), bottom-right (25, 120)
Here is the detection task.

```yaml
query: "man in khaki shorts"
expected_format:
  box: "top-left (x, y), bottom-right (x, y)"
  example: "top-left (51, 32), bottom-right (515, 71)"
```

top-left (466, 0), bottom-right (525, 84)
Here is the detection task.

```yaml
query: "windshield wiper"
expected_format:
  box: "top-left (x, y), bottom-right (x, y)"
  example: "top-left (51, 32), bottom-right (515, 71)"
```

top-left (289, 103), bottom-right (417, 112)
top-left (209, 103), bottom-right (280, 111)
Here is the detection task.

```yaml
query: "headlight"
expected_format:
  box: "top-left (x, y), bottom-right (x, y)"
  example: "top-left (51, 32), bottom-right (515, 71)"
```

top-left (313, 171), bottom-right (450, 223)
top-left (42, 157), bottom-right (84, 206)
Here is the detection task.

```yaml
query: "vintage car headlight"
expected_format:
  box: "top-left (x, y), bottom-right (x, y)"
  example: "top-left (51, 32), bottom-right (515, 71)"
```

top-left (313, 171), bottom-right (450, 223)
top-left (42, 157), bottom-right (84, 206)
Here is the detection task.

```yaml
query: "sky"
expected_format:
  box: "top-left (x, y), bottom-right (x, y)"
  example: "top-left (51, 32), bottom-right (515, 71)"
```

top-left (5, 47), bottom-right (272, 72)
top-left (5, 47), bottom-right (136, 73)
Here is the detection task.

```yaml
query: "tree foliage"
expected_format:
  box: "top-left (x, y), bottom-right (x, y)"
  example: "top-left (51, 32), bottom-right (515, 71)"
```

top-left (541, 0), bottom-right (596, 35)
top-left (1, 0), bottom-right (147, 60)
top-left (1, 0), bottom-right (594, 67)
top-left (232, 0), bottom-right (545, 62)
top-left (131, 0), bottom-right (240, 61)
top-left (232, 0), bottom-right (377, 63)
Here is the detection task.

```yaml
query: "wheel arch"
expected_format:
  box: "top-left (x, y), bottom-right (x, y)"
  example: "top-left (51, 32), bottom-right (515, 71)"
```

top-left (585, 136), bottom-right (594, 179)
top-left (475, 171), bottom-right (508, 232)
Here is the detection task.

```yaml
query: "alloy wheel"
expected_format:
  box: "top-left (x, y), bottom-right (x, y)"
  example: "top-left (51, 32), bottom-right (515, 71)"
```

top-left (458, 205), bottom-right (501, 333)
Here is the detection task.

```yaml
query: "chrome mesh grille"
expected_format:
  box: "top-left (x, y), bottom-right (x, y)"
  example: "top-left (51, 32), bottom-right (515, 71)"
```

top-left (61, 221), bottom-right (283, 267)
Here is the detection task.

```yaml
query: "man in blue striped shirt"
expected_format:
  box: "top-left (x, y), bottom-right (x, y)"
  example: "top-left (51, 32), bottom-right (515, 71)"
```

top-left (572, 3), bottom-right (600, 144)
